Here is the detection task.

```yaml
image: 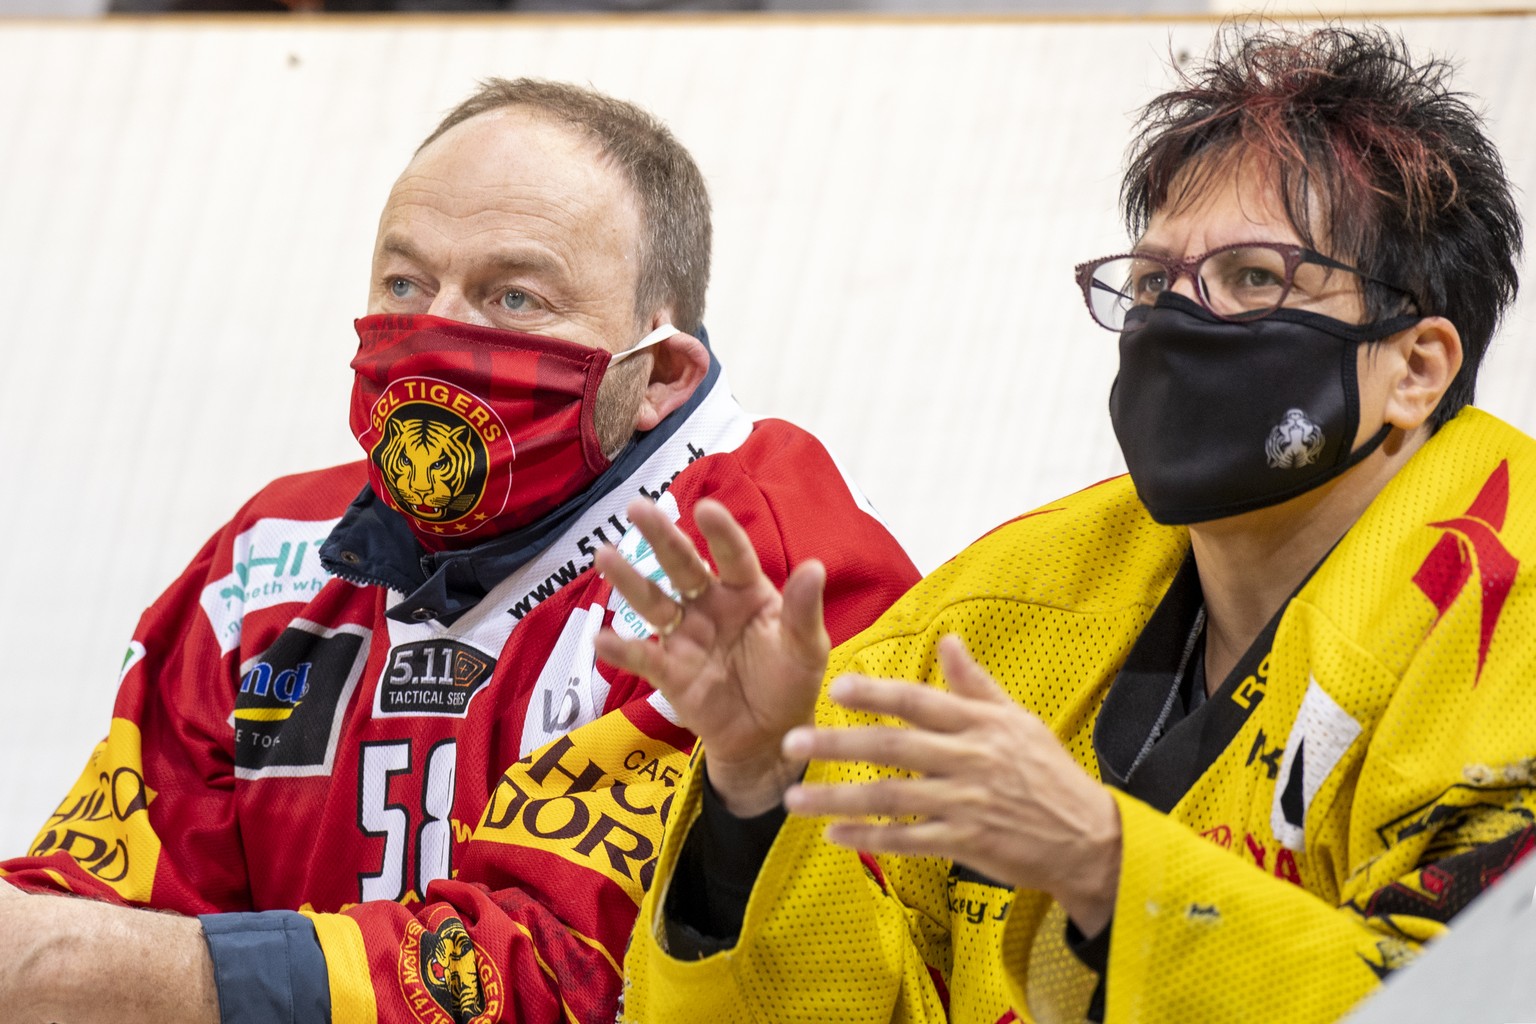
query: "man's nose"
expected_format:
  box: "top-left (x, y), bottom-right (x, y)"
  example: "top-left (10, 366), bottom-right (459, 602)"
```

top-left (426, 290), bottom-right (493, 327)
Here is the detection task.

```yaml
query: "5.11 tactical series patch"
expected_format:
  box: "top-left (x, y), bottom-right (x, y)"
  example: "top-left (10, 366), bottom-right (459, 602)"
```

top-left (374, 639), bottom-right (495, 718)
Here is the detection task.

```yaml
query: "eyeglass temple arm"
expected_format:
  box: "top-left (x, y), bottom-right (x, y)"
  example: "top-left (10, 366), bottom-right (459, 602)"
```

top-left (1088, 277), bottom-right (1133, 301)
top-left (1301, 250), bottom-right (1421, 309)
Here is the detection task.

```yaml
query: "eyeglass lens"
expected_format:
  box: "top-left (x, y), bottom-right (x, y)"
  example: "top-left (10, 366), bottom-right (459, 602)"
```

top-left (1087, 245), bottom-right (1311, 330)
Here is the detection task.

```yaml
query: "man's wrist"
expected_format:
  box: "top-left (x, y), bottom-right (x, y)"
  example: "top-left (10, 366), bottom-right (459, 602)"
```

top-left (703, 753), bottom-right (806, 818)
top-left (664, 766), bottom-right (790, 957)
top-left (3, 893), bottom-right (49, 1019)
top-left (5, 892), bottom-right (217, 1023)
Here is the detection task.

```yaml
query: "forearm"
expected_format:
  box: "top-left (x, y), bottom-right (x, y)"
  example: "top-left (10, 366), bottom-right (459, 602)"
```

top-left (11, 894), bottom-right (217, 1024)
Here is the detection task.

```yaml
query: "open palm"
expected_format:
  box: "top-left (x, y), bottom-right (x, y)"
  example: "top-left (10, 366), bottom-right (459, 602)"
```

top-left (594, 497), bottom-right (830, 816)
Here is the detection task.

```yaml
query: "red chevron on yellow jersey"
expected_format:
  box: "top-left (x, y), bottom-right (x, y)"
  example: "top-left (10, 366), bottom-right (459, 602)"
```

top-left (625, 408), bottom-right (1536, 1024)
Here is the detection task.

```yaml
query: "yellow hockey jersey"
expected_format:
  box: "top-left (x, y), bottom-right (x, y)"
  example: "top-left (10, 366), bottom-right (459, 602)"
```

top-left (623, 407), bottom-right (1536, 1024)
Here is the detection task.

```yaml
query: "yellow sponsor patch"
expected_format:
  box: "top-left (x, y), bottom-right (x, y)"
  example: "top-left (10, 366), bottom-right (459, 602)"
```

top-left (475, 731), bottom-right (686, 896)
top-left (28, 717), bottom-right (160, 901)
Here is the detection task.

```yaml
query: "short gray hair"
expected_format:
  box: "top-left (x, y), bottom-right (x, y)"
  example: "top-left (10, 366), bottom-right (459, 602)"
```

top-left (420, 78), bottom-right (712, 334)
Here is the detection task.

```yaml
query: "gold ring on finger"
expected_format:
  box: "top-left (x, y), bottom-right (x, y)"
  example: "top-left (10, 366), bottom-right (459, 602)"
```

top-left (654, 600), bottom-right (686, 638)
top-left (678, 581), bottom-right (710, 602)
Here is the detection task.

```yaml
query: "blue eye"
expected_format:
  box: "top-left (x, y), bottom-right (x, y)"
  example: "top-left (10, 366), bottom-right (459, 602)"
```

top-left (501, 290), bottom-right (528, 311)
top-left (390, 278), bottom-right (412, 298)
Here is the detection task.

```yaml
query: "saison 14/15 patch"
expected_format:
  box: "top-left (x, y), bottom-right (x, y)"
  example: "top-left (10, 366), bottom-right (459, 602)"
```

top-left (398, 908), bottom-right (504, 1024)
top-left (375, 640), bottom-right (495, 718)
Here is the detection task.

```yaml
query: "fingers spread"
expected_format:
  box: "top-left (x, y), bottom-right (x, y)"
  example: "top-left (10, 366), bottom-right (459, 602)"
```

top-left (783, 723), bottom-right (966, 776)
top-left (821, 818), bottom-right (972, 863)
top-left (594, 544), bottom-right (682, 636)
top-left (824, 674), bottom-right (980, 733)
top-left (625, 498), bottom-right (714, 596)
top-left (693, 498), bottom-right (769, 589)
top-left (937, 635), bottom-right (1012, 705)
top-left (781, 559), bottom-right (831, 664)
top-left (594, 628), bottom-right (676, 691)
top-left (784, 776), bottom-right (957, 820)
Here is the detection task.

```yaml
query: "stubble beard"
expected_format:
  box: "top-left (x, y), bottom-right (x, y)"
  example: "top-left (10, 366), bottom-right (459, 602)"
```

top-left (593, 351), bottom-right (652, 460)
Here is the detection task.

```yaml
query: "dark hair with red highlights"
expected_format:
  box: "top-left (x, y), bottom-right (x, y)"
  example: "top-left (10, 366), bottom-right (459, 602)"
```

top-left (1123, 23), bottom-right (1521, 428)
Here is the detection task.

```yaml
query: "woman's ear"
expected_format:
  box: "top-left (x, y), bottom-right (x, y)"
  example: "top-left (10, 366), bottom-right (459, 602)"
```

top-left (1380, 316), bottom-right (1463, 433)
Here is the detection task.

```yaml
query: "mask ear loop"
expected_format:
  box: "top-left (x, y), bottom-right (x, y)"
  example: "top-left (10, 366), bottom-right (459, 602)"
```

top-left (1334, 334), bottom-right (1394, 471)
top-left (611, 323), bottom-right (678, 365)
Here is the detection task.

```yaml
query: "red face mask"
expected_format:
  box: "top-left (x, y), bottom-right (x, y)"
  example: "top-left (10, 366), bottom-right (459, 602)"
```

top-left (349, 314), bottom-right (673, 550)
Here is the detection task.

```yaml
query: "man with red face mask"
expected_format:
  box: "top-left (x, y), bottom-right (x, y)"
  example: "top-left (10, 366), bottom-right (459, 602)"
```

top-left (0, 80), bottom-right (918, 1024)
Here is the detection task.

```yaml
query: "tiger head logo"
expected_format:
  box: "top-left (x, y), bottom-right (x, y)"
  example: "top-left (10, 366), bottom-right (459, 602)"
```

top-left (372, 405), bottom-right (486, 524)
top-left (1264, 408), bottom-right (1326, 470)
top-left (420, 918), bottom-right (485, 1023)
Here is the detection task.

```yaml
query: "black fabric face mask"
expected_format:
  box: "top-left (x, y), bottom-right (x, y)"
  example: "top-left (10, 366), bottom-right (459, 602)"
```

top-left (1108, 292), bottom-right (1420, 525)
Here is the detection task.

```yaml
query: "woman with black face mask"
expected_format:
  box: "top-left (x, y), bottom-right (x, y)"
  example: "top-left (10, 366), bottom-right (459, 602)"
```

top-left (604, 23), bottom-right (1534, 1024)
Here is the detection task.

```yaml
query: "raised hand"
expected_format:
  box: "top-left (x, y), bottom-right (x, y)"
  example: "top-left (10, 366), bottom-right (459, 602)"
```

top-left (594, 497), bottom-right (832, 816)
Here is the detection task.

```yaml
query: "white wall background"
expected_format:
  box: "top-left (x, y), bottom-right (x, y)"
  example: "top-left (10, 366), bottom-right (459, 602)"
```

top-left (8, 2), bottom-right (1534, 15)
top-left (2, 14), bottom-right (1534, 855)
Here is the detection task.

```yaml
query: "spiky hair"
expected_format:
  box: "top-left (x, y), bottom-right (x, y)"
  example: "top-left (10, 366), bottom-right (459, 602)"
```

top-left (1123, 24), bottom-right (1521, 427)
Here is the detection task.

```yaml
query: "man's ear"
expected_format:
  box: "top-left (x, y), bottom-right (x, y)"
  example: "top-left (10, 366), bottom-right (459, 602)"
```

top-left (1381, 316), bottom-right (1463, 433)
top-left (632, 324), bottom-right (709, 433)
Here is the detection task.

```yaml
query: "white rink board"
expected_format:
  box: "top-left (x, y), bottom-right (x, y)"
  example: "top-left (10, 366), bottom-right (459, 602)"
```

top-left (2, 15), bottom-right (1535, 856)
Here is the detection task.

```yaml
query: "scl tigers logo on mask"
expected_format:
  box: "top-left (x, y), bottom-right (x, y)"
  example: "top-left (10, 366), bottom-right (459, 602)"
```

top-left (398, 910), bottom-right (504, 1024)
top-left (366, 377), bottom-right (509, 535)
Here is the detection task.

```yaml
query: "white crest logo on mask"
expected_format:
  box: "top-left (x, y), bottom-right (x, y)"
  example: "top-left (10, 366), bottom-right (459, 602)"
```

top-left (1266, 409), bottom-right (1327, 469)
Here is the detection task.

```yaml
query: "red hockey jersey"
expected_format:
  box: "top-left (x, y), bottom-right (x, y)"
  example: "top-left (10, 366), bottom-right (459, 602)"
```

top-left (1, 372), bottom-right (918, 1024)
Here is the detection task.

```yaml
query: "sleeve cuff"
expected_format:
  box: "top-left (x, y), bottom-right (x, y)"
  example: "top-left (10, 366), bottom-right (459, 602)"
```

top-left (663, 771), bottom-right (787, 957)
top-left (199, 910), bottom-right (331, 1024)
top-left (1065, 915), bottom-right (1113, 974)
top-left (1065, 915), bottom-right (1112, 1023)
